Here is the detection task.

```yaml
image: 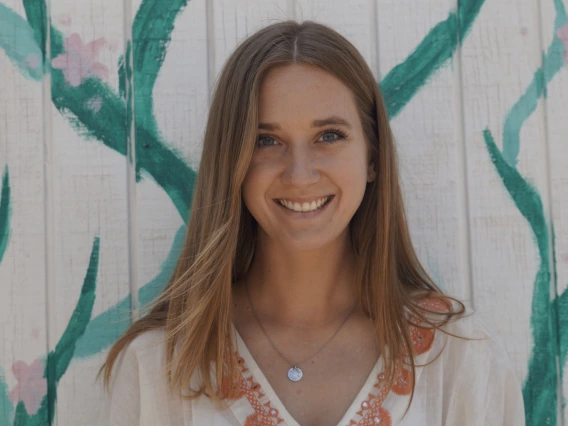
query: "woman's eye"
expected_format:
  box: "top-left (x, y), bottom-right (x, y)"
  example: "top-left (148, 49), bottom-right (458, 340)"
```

top-left (320, 132), bottom-right (340, 143)
top-left (256, 136), bottom-right (277, 147)
top-left (319, 129), bottom-right (348, 144)
top-left (256, 129), bottom-right (347, 148)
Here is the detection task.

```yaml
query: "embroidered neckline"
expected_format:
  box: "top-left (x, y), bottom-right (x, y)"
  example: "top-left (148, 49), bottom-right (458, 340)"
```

top-left (227, 297), bottom-right (447, 425)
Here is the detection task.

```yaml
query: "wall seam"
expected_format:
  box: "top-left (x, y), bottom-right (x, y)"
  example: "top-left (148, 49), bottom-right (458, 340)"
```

top-left (535, 0), bottom-right (564, 422)
top-left (206, 0), bottom-right (216, 105)
top-left (371, 0), bottom-right (381, 81)
top-left (42, 0), bottom-right (55, 422)
top-left (453, 0), bottom-right (475, 310)
top-left (124, 0), bottom-right (139, 321)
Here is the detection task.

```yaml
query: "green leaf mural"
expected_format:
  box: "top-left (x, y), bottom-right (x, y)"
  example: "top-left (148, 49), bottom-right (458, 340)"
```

top-left (11, 236), bottom-right (99, 425)
top-left (480, 1), bottom-right (568, 424)
top-left (0, 3), bottom-right (43, 80)
top-left (131, 0), bottom-right (190, 177)
top-left (0, 365), bottom-right (13, 426)
top-left (382, 0), bottom-right (485, 119)
top-left (0, 166), bottom-right (11, 264)
top-left (483, 129), bottom-right (559, 424)
top-left (503, 0), bottom-right (568, 168)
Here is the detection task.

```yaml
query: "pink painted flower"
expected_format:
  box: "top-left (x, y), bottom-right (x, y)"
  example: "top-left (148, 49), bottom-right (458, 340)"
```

top-left (51, 33), bottom-right (109, 87)
top-left (9, 358), bottom-right (47, 415)
top-left (557, 24), bottom-right (568, 65)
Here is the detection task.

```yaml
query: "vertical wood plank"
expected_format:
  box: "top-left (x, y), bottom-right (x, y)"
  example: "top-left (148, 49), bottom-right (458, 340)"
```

top-left (460, 0), bottom-right (556, 421)
top-left (376, 0), bottom-right (470, 303)
top-left (128, 0), bottom-right (208, 320)
top-left (0, 1), bottom-right (48, 423)
top-left (295, 0), bottom-right (378, 78)
top-left (539, 0), bottom-right (568, 423)
top-left (211, 0), bottom-right (291, 78)
top-left (48, 0), bottom-right (130, 423)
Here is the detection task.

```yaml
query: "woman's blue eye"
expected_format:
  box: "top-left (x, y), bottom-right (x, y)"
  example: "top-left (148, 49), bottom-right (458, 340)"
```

top-left (320, 132), bottom-right (340, 143)
top-left (257, 136), bottom-right (276, 147)
top-left (255, 128), bottom-right (348, 148)
top-left (319, 128), bottom-right (348, 144)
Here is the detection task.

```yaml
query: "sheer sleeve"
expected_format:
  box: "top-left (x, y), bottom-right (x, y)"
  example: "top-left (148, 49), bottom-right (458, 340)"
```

top-left (98, 343), bottom-right (141, 426)
top-left (482, 337), bottom-right (526, 426)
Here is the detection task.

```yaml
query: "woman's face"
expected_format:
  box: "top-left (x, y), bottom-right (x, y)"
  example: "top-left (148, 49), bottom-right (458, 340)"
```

top-left (242, 63), bottom-right (375, 252)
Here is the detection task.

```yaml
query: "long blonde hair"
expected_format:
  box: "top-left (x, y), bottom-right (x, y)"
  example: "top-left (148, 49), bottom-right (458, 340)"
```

top-left (98, 19), bottom-right (472, 417)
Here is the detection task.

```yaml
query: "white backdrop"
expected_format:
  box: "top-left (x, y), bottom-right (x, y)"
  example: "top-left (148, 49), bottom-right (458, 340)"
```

top-left (0, 0), bottom-right (567, 424)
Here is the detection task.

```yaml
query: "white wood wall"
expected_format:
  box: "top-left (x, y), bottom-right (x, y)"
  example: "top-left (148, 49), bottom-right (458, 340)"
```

top-left (0, 0), bottom-right (567, 424)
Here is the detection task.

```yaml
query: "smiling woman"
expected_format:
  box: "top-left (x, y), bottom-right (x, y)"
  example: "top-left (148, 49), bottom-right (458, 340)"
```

top-left (96, 20), bottom-right (524, 426)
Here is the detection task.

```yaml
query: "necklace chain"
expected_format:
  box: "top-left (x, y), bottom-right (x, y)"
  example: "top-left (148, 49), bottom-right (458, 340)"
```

top-left (245, 281), bottom-right (357, 368)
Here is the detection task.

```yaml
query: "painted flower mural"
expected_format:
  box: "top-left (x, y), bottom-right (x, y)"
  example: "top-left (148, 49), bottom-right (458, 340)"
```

top-left (558, 23), bottom-right (568, 63)
top-left (9, 359), bottom-right (46, 416)
top-left (51, 33), bottom-right (109, 87)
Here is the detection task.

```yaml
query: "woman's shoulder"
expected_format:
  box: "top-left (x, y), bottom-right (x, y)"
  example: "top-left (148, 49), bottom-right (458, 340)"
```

top-left (101, 328), bottom-right (190, 424)
top-left (413, 295), bottom-right (517, 373)
top-left (119, 327), bottom-right (170, 377)
top-left (414, 294), bottom-right (496, 343)
top-left (110, 327), bottom-right (169, 386)
top-left (126, 327), bottom-right (168, 355)
top-left (421, 304), bottom-right (526, 424)
top-left (436, 303), bottom-right (502, 350)
top-left (432, 305), bottom-right (521, 390)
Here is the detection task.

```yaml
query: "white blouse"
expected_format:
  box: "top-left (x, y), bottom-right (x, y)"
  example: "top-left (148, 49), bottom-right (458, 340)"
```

top-left (97, 309), bottom-right (525, 425)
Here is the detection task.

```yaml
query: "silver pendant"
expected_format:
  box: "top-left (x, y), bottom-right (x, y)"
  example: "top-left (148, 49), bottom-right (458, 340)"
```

top-left (287, 366), bottom-right (303, 382)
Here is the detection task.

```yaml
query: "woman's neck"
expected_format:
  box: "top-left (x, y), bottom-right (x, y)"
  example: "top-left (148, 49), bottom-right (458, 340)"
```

top-left (243, 232), bottom-right (358, 329)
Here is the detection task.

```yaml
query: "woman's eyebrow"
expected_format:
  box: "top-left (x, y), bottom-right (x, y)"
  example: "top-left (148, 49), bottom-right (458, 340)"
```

top-left (258, 115), bottom-right (353, 131)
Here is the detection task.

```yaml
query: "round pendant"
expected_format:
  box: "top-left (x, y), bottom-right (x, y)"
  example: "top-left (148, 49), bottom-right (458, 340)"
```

top-left (287, 366), bottom-right (303, 382)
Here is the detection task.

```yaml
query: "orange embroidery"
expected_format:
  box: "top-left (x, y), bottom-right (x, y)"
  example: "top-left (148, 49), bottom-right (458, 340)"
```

top-left (224, 296), bottom-right (444, 426)
top-left (245, 412), bottom-right (272, 426)
top-left (407, 296), bottom-right (449, 355)
top-left (354, 406), bottom-right (392, 425)
top-left (351, 316), bottom-right (436, 425)
top-left (420, 296), bottom-right (452, 312)
top-left (236, 354), bottom-right (285, 425)
top-left (391, 364), bottom-right (413, 395)
top-left (221, 373), bottom-right (243, 399)
top-left (353, 372), bottom-right (393, 425)
top-left (410, 325), bottom-right (435, 355)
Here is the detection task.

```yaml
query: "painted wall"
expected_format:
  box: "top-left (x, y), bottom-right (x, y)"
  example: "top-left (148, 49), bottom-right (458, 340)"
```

top-left (0, 0), bottom-right (567, 424)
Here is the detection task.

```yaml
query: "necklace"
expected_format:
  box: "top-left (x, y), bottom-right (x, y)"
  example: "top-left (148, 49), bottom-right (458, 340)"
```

top-left (245, 282), bottom-right (357, 382)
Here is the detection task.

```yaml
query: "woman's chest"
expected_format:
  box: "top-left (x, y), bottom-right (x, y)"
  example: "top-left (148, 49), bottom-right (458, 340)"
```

top-left (140, 325), bottom-right (448, 426)
top-left (253, 344), bottom-right (381, 426)
top-left (234, 316), bottom-right (383, 426)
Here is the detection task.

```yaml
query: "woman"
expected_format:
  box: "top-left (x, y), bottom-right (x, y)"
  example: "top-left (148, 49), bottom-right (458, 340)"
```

top-left (97, 20), bottom-right (524, 425)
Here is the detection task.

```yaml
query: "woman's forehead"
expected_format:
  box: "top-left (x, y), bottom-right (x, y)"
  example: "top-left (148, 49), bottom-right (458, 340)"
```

top-left (258, 65), bottom-right (359, 129)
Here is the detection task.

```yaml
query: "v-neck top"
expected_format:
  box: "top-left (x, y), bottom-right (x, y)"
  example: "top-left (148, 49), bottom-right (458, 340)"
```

top-left (227, 322), bottom-right (390, 425)
top-left (98, 307), bottom-right (525, 426)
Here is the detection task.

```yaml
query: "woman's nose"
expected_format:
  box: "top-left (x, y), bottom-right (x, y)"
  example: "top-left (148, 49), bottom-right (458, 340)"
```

top-left (281, 147), bottom-right (319, 184)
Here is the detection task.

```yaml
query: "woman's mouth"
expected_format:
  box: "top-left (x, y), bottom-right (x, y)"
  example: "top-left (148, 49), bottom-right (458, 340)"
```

top-left (273, 195), bottom-right (335, 217)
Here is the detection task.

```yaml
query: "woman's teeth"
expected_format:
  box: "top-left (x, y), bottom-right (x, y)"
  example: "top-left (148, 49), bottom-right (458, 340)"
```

top-left (278, 196), bottom-right (330, 212)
